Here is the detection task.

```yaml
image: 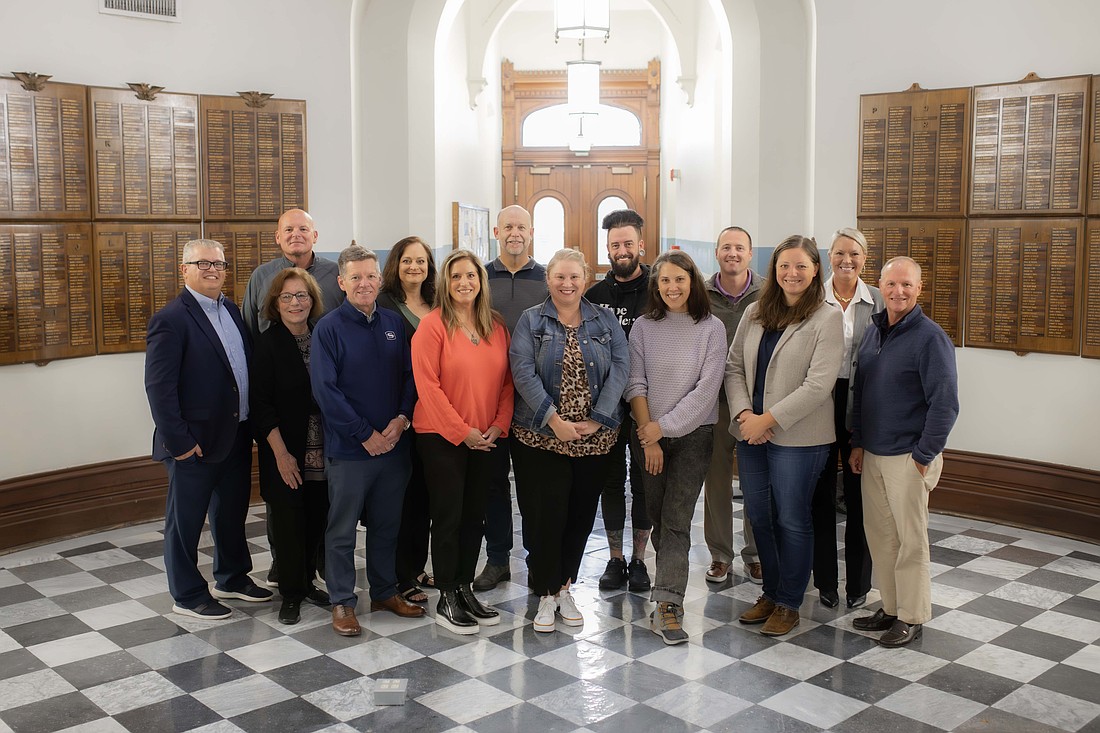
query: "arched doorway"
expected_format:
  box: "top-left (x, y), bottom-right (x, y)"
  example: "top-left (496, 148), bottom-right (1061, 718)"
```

top-left (501, 59), bottom-right (661, 279)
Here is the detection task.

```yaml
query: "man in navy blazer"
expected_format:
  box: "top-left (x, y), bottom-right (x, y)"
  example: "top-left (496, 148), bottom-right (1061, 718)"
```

top-left (145, 238), bottom-right (273, 619)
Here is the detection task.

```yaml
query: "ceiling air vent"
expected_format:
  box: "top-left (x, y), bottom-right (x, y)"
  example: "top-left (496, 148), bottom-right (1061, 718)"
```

top-left (99, 0), bottom-right (180, 22)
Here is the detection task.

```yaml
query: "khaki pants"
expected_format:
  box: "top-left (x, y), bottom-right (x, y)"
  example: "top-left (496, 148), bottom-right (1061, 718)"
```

top-left (861, 451), bottom-right (942, 625)
top-left (703, 400), bottom-right (758, 565)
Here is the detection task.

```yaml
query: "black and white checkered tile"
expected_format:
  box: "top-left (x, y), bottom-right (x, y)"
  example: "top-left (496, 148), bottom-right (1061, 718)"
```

top-left (2, 492), bottom-right (1099, 732)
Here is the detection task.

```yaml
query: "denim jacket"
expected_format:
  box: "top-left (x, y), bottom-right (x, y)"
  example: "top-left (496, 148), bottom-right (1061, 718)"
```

top-left (509, 297), bottom-right (629, 436)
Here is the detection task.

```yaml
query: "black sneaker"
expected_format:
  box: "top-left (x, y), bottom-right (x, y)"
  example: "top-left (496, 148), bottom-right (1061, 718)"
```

top-left (278, 598), bottom-right (301, 625)
top-left (598, 557), bottom-right (628, 590)
top-left (172, 600), bottom-right (232, 620)
top-left (212, 581), bottom-right (274, 602)
top-left (627, 559), bottom-right (651, 592)
top-left (305, 587), bottom-right (331, 607)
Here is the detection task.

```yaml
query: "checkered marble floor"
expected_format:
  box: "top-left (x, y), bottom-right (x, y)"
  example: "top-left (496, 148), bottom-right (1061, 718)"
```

top-left (2, 491), bottom-right (1100, 733)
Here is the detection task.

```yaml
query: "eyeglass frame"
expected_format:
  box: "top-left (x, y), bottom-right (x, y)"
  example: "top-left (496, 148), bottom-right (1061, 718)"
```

top-left (277, 291), bottom-right (313, 304)
top-left (183, 259), bottom-right (229, 271)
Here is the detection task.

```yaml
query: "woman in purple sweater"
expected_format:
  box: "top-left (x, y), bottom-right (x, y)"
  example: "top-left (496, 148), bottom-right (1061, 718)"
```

top-left (625, 250), bottom-right (726, 645)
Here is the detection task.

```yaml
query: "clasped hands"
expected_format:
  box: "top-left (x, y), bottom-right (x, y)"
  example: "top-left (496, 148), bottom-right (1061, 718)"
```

top-left (549, 414), bottom-right (600, 443)
top-left (736, 410), bottom-right (776, 445)
top-left (362, 416), bottom-right (409, 456)
top-left (464, 425), bottom-right (503, 451)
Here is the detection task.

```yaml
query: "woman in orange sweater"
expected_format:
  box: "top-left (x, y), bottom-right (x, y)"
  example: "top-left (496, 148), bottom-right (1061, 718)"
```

top-left (411, 249), bottom-right (514, 635)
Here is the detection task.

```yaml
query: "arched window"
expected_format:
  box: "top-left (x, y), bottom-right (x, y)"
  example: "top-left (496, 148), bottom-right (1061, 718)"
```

top-left (595, 195), bottom-right (628, 266)
top-left (532, 196), bottom-right (565, 265)
top-left (522, 104), bottom-right (641, 148)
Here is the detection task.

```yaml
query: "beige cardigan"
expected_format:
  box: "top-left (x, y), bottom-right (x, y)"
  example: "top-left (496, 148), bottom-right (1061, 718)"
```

top-left (724, 301), bottom-right (843, 447)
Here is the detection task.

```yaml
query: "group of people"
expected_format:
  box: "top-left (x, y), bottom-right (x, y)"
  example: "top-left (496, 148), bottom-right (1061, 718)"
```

top-left (144, 203), bottom-right (958, 650)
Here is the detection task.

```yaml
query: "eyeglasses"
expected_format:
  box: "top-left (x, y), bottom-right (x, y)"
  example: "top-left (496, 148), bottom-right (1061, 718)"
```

top-left (184, 260), bottom-right (228, 271)
top-left (278, 292), bottom-right (312, 303)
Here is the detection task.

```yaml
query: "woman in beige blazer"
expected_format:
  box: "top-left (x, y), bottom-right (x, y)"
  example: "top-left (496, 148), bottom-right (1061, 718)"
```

top-left (724, 235), bottom-right (843, 637)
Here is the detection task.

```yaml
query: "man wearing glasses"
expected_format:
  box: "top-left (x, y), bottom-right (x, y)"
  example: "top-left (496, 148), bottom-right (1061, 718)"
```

top-left (242, 208), bottom-right (343, 337)
top-left (145, 239), bottom-right (273, 620)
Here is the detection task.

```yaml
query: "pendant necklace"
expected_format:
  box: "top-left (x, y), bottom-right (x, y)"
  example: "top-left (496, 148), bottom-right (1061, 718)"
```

top-left (460, 322), bottom-right (480, 345)
top-left (833, 288), bottom-right (853, 304)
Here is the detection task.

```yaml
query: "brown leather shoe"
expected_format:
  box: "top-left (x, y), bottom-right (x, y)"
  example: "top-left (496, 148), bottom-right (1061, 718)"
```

top-left (761, 605), bottom-right (800, 636)
top-left (745, 561), bottom-right (763, 584)
top-left (370, 593), bottom-right (426, 618)
top-left (739, 595), bottom-right (776, 624)
top-left (332, 604), bottom-right (361, 636)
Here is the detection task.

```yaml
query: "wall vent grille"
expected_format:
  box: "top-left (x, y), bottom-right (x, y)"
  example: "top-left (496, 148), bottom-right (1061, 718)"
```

top-left (100, 0), bottom-right (180, 22)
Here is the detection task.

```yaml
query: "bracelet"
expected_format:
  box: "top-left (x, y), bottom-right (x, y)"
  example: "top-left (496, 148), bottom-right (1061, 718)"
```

top-left (399, 414), bottom-right (411, 431)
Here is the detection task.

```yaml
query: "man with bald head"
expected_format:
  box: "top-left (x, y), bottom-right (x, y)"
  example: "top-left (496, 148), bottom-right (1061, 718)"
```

top-left (243, 208), bottom-right (344, 336)
top-left (474, 205), bottom-right (548, 590)
top-left (849, 256), bottom-right (958, 648)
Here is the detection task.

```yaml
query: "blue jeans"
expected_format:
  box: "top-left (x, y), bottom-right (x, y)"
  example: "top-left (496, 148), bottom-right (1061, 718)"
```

top-left (737, 441), bottom-right (829, 610)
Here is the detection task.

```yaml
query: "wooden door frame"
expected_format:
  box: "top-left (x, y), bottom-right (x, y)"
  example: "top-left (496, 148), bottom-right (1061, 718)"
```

top-left (501, 59), bottom-right (661, 267)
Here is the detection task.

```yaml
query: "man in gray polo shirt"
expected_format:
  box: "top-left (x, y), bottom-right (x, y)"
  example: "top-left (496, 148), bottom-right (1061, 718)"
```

top-left (474, 205), bottom-right (548, 590)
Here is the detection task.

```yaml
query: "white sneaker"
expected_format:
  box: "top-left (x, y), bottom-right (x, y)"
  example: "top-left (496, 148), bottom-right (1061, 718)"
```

top-left (556, 589), bottom-right (583, 627)
top-left (534, 594), bottom-right (556, 633)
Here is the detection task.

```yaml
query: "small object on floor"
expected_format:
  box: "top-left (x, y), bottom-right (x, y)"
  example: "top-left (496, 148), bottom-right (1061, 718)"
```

top-left (172, 601), bottom-right (232, 620)
top-left (305, 586), bottom-right (331, 606)
top-left (371, 593), bottom-right (426, 618)
top-left (651, 601), bottom-right (688, 645)
top-left (846, 593), bottom-right (867, 609)
top-left (278, 598), bottom-right (301, 625)
top-left (598, 557), bottom-right (628, 590)
top-left (373, 678), bottom-right (408, 706)
top-left (878, 619), bottom-right (922, 647)
top-left (744, 561), bottom-right (763, 584)
top-left (211, 581), bottom-right (274, 602)
top-left (472, 562), bottom-right (510, 591)
top-left (556, 589), bottom-right (583, 626)
top-left (705, 560), bottom-right (730, 583)
top-left (739, 595), bottom-right (776, 624)
top-left (853, 607), bottom-right (897, 631)
top-left (627, 558), bottom-right (651, 592)
top-left (761, 605), bottom-right (800, 636)
top-left (534, 594), bottom-right (556, 633)
top-left (332, 604), bottom-right (361, 636)
top-left (820, 590), bottom-right (840, 608)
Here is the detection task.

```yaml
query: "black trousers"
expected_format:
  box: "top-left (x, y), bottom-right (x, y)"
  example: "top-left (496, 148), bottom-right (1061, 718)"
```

top-left (512, 440), bottom-right (612, 596)
top-left (599, 413), bottom-right (652, 532)
top-left (395, 431), bottom-right (431, 590)
top-left (420, 433), bottom-right (504, 591)
top-left (811, 378), bottom-right (873, 598)
top-left (267, 478), bottom-right (328, 601)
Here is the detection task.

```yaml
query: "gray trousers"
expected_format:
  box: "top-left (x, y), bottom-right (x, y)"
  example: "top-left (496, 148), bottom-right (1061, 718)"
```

top-left (704, 399), bottom-right (758, 564)
top-left (637, 425), bottom-right (714, 605)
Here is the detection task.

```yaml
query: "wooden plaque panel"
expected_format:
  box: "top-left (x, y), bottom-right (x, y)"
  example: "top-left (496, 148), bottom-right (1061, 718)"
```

top-left (0, 79), bottom-right (90, 220)
top-left (204, 221), bottom-right (280, 306)
top-left (858, 86), bottom-right (971, 217)
top-left (0, 223), bottom-right (95, 365)
top-left (93, 223), bottom-right (201, 354)
top-left (1083, 220), bottom-right (1100, 358)
top-left (857, 218), bottom-right (965, 345)
top-left (1088, 78), bottom-right (1100, 216)
top-left (200, 96), bottom-right (307, 220)
top-left (88, 87), bottom-right (199, 220)
top-left (965, 218), bottom-right (1082, 354)
top-left (970, 75), bottom-right (1090, 216)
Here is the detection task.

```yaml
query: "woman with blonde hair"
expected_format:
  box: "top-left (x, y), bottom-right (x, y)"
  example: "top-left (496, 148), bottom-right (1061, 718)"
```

top-left (725, 235), bottom-right (843, 636)
top-left (411, 249), bottom-right (514, 634)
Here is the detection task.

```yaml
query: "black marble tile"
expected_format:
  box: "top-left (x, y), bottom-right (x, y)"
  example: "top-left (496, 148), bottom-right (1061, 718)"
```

top-left (962, 529), bottom-right (1021, 545)
top-left (121, 539), bottom-right (165, 560)
top-left (917, 661), bottom-right (1020, 706)
top-left (480, 658), bottom-right (578, 700)
top-left (1015, 568), bottom-right (1097, 594)
top-left (54, 650), bottom-right (151, 689)
top-left (489, 621), bottom-right (589, 656)
top-left (88, 561), bottom-right (163, 584)
top-left (0, 584), bottom-right (43, 608)
top-left (114, 694), bottom-right (221, 733)
top-left (230, 696), bottom-right (338, 733)
top-left (8, 559), bottom-right (82, 583)
top-left (0, 649), bottom-right (46, 680)
top-left (583, 623), bottom-right (669, 659)
top-left (787, 624), bottom-right (879, 660)
top-left (985, 544), bottom-right (1062, 567)
top-left (698, 660), bottom-right (799, 703)
top-left (59, 542), bottom-right (117, 558)
top-left (991, 626), bottom-right (1087, 662)
top-left (930, 546), bottom-right (981, 567)
top-left (260, 653), bottom-right (358, 696)
top-left (5, 613), bottom-right (93, 646)
top-left (283, 621), bottom-right (376, 655)
top-left (588, 654), bottom-right (689, 702)
top-left (927, 528), bottom-right (954, 545)
top-left (806, 660), bottom-right (910, 704)
top-left (99, 615), bottom-right (188, 648)
top-left (191, 617), bottom-right (283, 651)
top-left (592, 702), bottom-right (700, 732)
top-left (1049, 595), bottom-right (1100, 622)
top-left (376, 656), bottom-right (469, 697)
top-left (472, 701), bottom-right (577, 733)
top-left (0, 691), bottom-right (106, 733)
top-left (710, 704), bottom-right (822, 733)
top-left (159, 652), bottom-right (256, 693)
top-left (954, 706), bottom-right (1067, 732)
top-left (958, 596), bottom-right (1044, 626)
top-left (832, 705), bottom-right (942, 733)
top-left (384, 623), bottom-right (473, 657)
top-left (49, 585), bottom-right (132, 613)
top-left (933, 568), bottom-right (1010, 594)
top-left (1030, 663), bottom-right (1100, 705)
top-left (1068, 550), bottom-right (1100, 564)
top-left (698, 622), bottom-right (780, 659)
top-left (348, 700), bottom-right (456, 732)
top-left (910, 627), bottom-right (984, 662)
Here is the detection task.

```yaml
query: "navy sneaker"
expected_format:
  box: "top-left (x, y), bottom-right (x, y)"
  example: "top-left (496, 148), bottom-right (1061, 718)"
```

top-left (212, 581), bottom-right (274, 602)
top-left (172, 600), bottom-right (232, 620)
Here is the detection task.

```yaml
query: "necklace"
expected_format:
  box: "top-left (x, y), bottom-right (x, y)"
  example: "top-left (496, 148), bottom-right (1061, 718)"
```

top-left (832, 288), bottom-right (853, 304)
top-left (459, 322), bottom-right (480, 345)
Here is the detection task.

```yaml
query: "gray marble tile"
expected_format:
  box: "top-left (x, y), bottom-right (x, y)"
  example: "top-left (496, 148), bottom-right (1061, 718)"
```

top-left (1064, 644), bottom-right (1100, 675)
top-left (988, 581), bottom-right (1074, 610)
top-left (1023, 610), bottom-right (1100, 643)
top-left (0, 669), bottom-right (76, 712)
top-left (647, 680), bottom-right (751, 728)
top-left (1045, 556), bottom-right (1100, 582)
top-left (760, 679), bottom-right (869, 729)
top-left (82, 670), bottom-right (185, 715)
top-left (877, 682), bottom-right (988, 730)
top-left (742, 639), bottom-right (843, 680)
top-left (527, 679), bottom-right (635, 727)
top-left (27, 572), bottom-right (106, 598)
top-left (0, 598), bottom-right (68, 629)
top-left (923, 609), bottom-right (1016, 642)
top-left (954, 644), bottom-right (1056, 683)
top-left (637, 642), bottom-right (735, 680)
top-left (224, 635), bottom-right (319, 673)
top-left (533, 639), bottom-right (631, 680)
top-left (302, 677), bottom-right (380, 722)
top-left (994, 683), bottom-right (1100, 732)
top-left (416, 677), bottom-right (523, 725)
top-left (849, 644), bottom-right (949, 682)
top-left (957, 556), bottom-right (1036, 581)
top-left (71, 599), bottom-right (160, 631)
top-left (189, 674), bottom-right (295, 718)
top-left (935, 534), bottom-right (1006, 555)
top-left (27, 631), bottom-right (122, 667)
top-left (68, 549), bottom-right (142, 572)
top-left (128, 633), bottom-right (221, 669)
top-left (329, 636), bottom-right (424, 676)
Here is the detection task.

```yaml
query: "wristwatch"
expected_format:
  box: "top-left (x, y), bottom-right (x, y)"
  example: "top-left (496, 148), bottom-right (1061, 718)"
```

top-left (399, 414), bottom-right (411, 431)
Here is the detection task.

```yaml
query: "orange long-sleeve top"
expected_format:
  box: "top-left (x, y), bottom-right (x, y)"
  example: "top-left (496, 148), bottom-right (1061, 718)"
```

top-left (411, 309), bottom-right (514, 446)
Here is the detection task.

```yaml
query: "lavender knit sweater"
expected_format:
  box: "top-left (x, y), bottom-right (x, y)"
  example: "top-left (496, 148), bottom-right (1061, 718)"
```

top-left (624, 312), bottom-right (727, 438)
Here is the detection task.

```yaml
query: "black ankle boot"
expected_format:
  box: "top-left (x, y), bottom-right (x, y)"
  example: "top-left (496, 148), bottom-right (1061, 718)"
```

top-left (457, 584), bottom-right (500, 626)
top-left (435, 589), bottom-right (478, 635)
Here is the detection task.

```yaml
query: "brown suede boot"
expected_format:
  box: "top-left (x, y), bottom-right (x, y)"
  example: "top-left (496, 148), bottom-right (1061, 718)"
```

top-left (739, 596), bottom-right (776, 624)
top-left (761, 605), bottom-right (800, 636)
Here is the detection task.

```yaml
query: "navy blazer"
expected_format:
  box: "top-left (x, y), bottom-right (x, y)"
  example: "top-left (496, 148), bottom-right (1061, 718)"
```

top-left (145, 288), bottom-right (252, 463)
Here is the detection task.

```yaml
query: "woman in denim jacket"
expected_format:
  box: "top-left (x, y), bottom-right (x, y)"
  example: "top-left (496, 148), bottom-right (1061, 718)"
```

top-left (509, 249), bottom-right (629, 633)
